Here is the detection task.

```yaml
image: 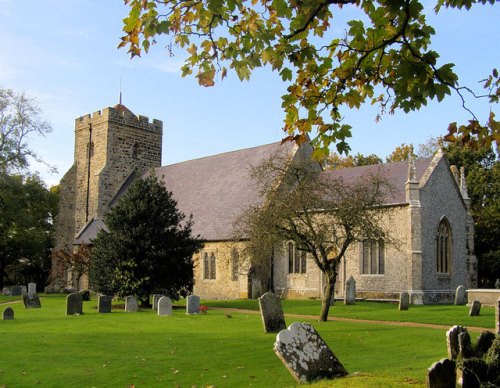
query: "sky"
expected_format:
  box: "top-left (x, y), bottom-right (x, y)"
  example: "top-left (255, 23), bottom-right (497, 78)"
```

top-left (0, 0), bottom-right (498, 187)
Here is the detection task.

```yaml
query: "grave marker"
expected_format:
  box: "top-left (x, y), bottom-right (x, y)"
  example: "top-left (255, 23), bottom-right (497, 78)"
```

top-left (258, 292), bottom-right (286, 333)
top-left (157, 296), bottom-right (173, 316)
top-left (152, 294), bottom-right (163, 311)
top-left (454, 285), bottom-right (466, 305)
top-left (66, 293), bottom-right (83, 315)
top-left (344, 276), bottom-right (356, 305)
top-left (125, 296), bottom-right (139, 312)
top-left (2, 307), bottom-right (14, 320)
top-left (426, 358), bottom-right (456, 388)
top-left (469, 300), bottom-right (481, 317)
top-left (23, 294), bottom-right (41, 309)
top-left (98, 295), bottom-right (113, 313)
top-left (2, 287), bottom-right (10, 296)
top-left (274, 322), bottom-right (348, 383)
top-left (28, 283), bottom-right (36, 296)
top-left (399, 292), bottom-right (410, 311)
top-left (186, 295), bottom-right (200, 314)
top-left (446, 325), bottom-right (467, 360)
top-left (10, 286), bottom-right (23, 296)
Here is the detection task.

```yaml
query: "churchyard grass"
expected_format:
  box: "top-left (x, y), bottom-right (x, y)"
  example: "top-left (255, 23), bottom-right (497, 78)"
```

top-left (0, 295), bottom-right (487, 387)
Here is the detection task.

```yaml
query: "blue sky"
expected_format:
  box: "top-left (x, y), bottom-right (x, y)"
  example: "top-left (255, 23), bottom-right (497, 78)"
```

top-left (0, 0), bottom-right (498, 186)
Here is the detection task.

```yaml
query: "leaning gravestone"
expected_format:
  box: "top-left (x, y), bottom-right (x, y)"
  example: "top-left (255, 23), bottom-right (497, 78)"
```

top-left (469, 300), bottom-right (481, 317)
top-left (152, 294), bottom-right (164, 311)
top-left (274, 322), bottom-right (348, 383)
top-left (23, 294), bottom-right (41, 309)
top-left (10, 286), bottom-right (23, 296)
top-left (258, 292), bottom-right (286, 333)
top-left (454, 285), bottom-right (466, 305)
top-left (66, 293), bottom-right (83, 315)
top-left (426, 358), bottom-right (456, 388)
top-left (98, 295), bottom-right (113, 313)
top-left (399, 292), bottom-right (410, 311)
top-left (28, 283), bottom-right (36, 296)
top-left (186, 295), bottom-right (200, 314)
top-left (125, 296), bottom-right (139, 312)
top-left (2, 307), bottom-right (14, 320)
top-left (2, 287), bottom-right (10, 296)
top-left (344, 276), bottom-right (356, 305)
top-left (157, 296), bottom-right (173, 316)
top-left (446, 325), bottom-right (467, 360)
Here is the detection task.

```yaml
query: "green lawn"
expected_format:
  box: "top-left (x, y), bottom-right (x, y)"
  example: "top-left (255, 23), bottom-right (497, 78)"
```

top-left (0, 295), bottom-right (493, 387)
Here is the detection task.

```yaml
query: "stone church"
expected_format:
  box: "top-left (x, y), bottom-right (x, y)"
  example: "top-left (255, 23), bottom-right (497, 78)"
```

top-left (54, 104), bottom-right (477, 304)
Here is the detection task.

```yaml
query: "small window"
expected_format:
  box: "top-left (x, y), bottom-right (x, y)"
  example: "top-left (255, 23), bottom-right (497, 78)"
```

top-left (361, 239), bottom-right (384, 275)
top-left (231, 248), bottom-right (239, 281)
top-left (203, 251), bottom-right (216, 280)
top-left (437, 218), bottom-right (452, 274)
top-left (288, 242), bottom-right (307, 274)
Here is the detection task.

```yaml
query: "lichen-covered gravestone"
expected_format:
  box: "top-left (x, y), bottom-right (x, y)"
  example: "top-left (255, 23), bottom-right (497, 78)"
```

top-left (344, 276), bottom-right (356, 305)
top-left (157, 296), bottom-right (173, 316)
top-left (446, 325), bottom-right (467, 360)
top-left (399, 292), bottom-right (410, 311)
top-left (28, 282), bottom-right (36, 296)
top-left (2, 287), bottom-right (10, 296)
top-left (125, 296), bottom-right (139, 312)
top-left (454, 285), bottom-right (466, 305)
top-left (66, 293), bottom-right (83, 315)
top-left (2, 307), bottom-right (14, 320)
top-left (426, 358), bottom-right (456, 388)
top-left (152, 294), bottom-right (164, 311)
top-left (258, 292), bottom-right (286, 333)
top-left (22, 294), bottom-right (41, 309)
top-left (186, 295), bottom-right (200, 314)
top-left (274, 322), bottom-right (348, 383)
top-left (98, 295), bottom-right (113, 313)
top-left (469, 300), bottom-right (481, 317)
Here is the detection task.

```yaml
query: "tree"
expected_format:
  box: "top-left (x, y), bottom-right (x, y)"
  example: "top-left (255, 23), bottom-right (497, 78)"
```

top-left (0, 88), bottom-right (52, 173)
top-left (0, 173), bottom-right (59, 288)
top-left (386, 143), bottom-right (415, 162)
top-left (325, 152), bottom-right (382, 169)
top-left (89, 175), bottom-right (204, 305)
top-left (120, 0), bottom-right (499, 156)
top-left (50, 244), bottom-right (92, 290)
top-left (237, 154), bottom-right (392, 321)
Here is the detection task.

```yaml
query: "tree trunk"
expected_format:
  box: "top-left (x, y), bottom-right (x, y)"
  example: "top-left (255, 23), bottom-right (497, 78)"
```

top-left (319, 271), bottom-right (336, 322)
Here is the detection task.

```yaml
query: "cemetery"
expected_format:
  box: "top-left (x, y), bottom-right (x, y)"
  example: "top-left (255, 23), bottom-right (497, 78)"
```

top-left (1, 292), bottom-right (499, 387)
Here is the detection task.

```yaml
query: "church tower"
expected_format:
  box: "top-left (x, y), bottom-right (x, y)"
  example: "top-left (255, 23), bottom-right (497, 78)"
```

top-left (54, 105), bottom-right (163, 253)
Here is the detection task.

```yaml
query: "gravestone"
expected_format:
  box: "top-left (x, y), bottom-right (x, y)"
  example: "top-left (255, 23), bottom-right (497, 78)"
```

top-left (469, 300), bottom-right (481, 317)
top-left (125, 296), bottom-right (139, 312)
top-left (10, 286), bottom-right (23, 296)
top-left (98, 295), bottom-right (113, 313)
top-left (446, 325), bottom-right (467, 360)
top-left (157, 296), bottom-right (173, 316)
top-left (258, 292), bottom-right (286, 333)
top-left (21, 286), bottom-right (27, 295)
top-left (44, 285), bottom-right (54, 294)
top-left (426, 358), bottom-right (456, 388)
top-left (2, 307), bottom-right (14, 320)
top-left (344, 276), bottom-right (356, 305)
top-left (458, 331), bottom-right (473, 359)
top-left (251, 279), bottom-right (262, 299)
top-left (454, 285), bottom-right (466, 305)
top-left (399, 292), bottom-right (410, 311)
top-left (496, 299), bottom-right (500, 334)
top-left (28, 283), bottom-right (36, 296)
top-left (274, 322), bottom-right (348, 383)
top-left (186, 295), bottom-right (200, 314)
top-left (79, 289), bottom-right (90, 301)
top-left (22, 294), bottom-right (41, 309)
top-left (474, 331), bottom-right (496, 357)
top-left (2, 287), bottom-right (10, 296)
top-left (152, 294), bottom-right (163, 311)
top-left (66, 293), bottom-right (83, 315)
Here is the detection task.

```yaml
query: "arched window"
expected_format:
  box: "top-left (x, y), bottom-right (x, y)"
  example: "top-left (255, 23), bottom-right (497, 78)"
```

top-left (287, 241), bottom-right (307, 274)
top-left (203, 251), bottom-right (216, 280)
top-left (437, 218), bottom-right (452, 274)
top-left (209, 252), bottom-right (216, 280)
top-left (361, 239), bottom-right (385, 275)
top-left (231, 248), bottom-right (239, 281)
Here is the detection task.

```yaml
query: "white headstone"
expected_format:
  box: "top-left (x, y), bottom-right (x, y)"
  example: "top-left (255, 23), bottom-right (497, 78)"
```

top-left (454, 285), bottom-right (466, 305)
top-left (186, 295), bottom-right (200, 314)
top-left (125, 296), bottom-right (139, 312)
top-left (28, 283), bottom-right (36, 296)
top-left (157, 296), bottom-right (173, 316)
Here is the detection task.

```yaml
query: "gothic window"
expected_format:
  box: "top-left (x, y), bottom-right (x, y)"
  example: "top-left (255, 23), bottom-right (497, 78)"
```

top-left (231, 248), bottom-right (239, 281)
top-left (287, 241), bottom-right (307, 274)
top-left (203, 251), bottom-right (216, 280)
top-left (361, 239), bottom-right (385, 275)
top-left (437, 218), bottom-right (452, 274)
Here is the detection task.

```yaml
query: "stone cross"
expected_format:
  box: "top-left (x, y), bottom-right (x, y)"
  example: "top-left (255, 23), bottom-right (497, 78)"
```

top-left (399, 292), bottom-right (410, 311)
top-left (10, 286), bottom-right (23, 296)
top-left (446, 325), bottom-right (467, 360)
top-left (274, 322), bottom-right (348, 383)
top-left (23, 294), bottom-right (41, 309)
top-left (2, 306), bottom-right (14, 320)
top-left (344, 276), bottom-right (356, 305)
top-left (157, 296), bottom-right (173, 316)
top-left (98, 295), bottom-right (113, 313)
top-left (258, 292), bottom-right (286, 333)
top-left (454, 285), bottom-right (466, 305)
top-left (125, 296), bottom-right (139, 312)
top-left (496, 299), bottom-right (500, 335)
top-left (426, 358), bottom-right (456, 388)
top-left (152, 294), bottom-right (164, 311)
top-left (2, 287), bottom-right (10, 296)
top-left (468, 300), bottom-right (481, 317)
top-left (186, 295), bottom-right (200, 314)
top-left (66, 293), bottom-right (83, 315)
top-left (28, 283), bottom-right (36, 296)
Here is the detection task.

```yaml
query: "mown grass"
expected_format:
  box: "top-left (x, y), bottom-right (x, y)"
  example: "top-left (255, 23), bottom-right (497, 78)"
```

top-left (0, 295), bottom-right (490, 387)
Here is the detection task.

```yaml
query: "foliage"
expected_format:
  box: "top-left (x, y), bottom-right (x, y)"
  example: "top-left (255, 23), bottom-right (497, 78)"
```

top-left (325, 151), bottom-right (382, 169)
top-left (120, 0), bottom-right (499, 155)
top-left (0, 87), bottom-right (53, 173)
top-left (50, 244), bottom-right (92, 289)
top-left (386, 142), bottom-right (415, 162)
top-left (89, 175), bottom-right (204, 305)
top-left (237, 152), bottom-right (393, 321)
top-left (0, 173), bottom-right (59, 288)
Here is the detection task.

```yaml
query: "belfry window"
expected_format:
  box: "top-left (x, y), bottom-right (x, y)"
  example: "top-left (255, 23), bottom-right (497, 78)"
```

top-left (436, 218), bottom-right (452, 274)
